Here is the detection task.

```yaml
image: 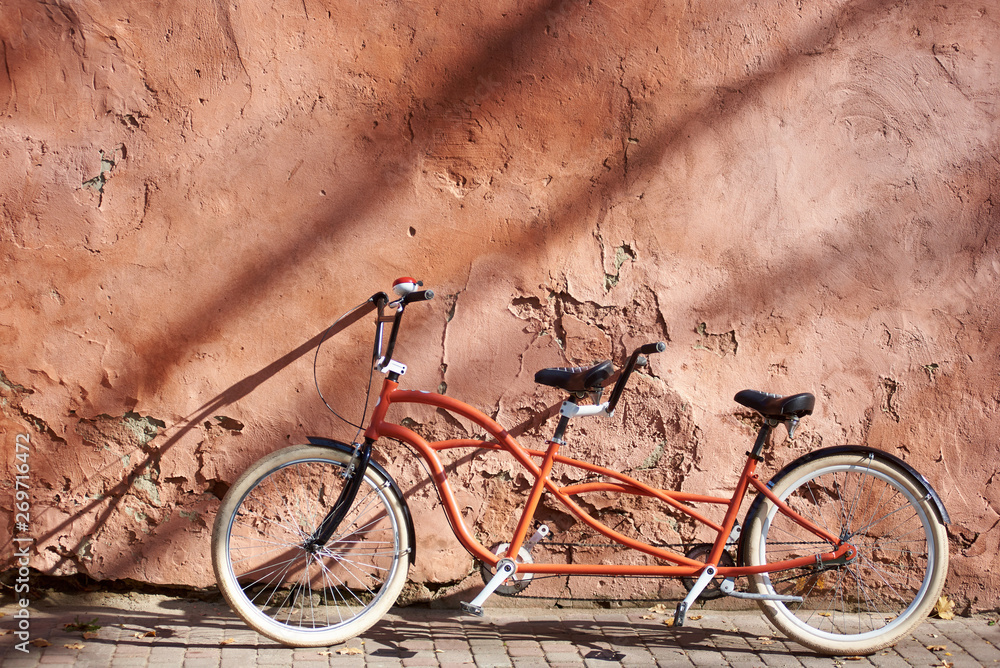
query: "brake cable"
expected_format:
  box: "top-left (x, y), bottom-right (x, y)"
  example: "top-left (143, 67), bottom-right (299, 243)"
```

top-left (313, 298), bottom-right (380, 443)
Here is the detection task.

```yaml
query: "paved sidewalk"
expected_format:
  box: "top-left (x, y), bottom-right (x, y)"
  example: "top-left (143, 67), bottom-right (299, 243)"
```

top-left (0, 592), bottom-right (997, 667)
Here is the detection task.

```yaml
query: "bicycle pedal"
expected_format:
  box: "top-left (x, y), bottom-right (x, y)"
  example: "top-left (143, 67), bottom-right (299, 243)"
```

top-left (673, 601), bottom-right (689, 627)
top-left (460, 601), bottom-right (484, 617)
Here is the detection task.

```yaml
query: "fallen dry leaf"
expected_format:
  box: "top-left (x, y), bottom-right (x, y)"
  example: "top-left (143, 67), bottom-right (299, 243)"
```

top-left (336, 646), bottom-right (363, 655)
top-left (640, 614), bottom-right (656, 620)
top-left (220, 638), bottom-right (236, 645)
top-left (0, 629), bottom-right (12, 636)
top-left (934, 595), bottom-right (956, 620)
top-left (647, 604), bottom-right (670, 614)
top-left (663, 619), bottom-right (674, 627)
top-left (82, 631), bottom-right (99, 640)
top-left (688, 615), bottom-right (703, 621)
top-left (29, 638), bottom-right (51, 647)
top-left (818, 612), bottom-right (832, 617)
top-left (64, 642), bottom-right (85, 650)
top-left (134, 630), bottom-right (156, 638)
top-left (927, 645), bottom-right (947, 651)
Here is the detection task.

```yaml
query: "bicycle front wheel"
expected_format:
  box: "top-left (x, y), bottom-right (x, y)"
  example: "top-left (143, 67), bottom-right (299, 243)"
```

top-left (212, 444), bottom-right (410, 647)
top-left (743, 452), bottom-right (948, 655)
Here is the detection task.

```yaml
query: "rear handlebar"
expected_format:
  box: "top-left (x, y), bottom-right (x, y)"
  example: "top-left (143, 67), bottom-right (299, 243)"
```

top-left (605, 341), bottom-right (666, 415)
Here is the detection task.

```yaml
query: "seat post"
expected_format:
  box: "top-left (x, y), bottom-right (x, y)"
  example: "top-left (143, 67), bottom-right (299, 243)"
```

top-left (748, 418), bottom-right (779, 461)
top-left (551, 397), bottom-right (576, 444)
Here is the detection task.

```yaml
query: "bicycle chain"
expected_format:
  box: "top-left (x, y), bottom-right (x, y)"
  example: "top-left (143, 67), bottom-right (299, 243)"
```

top-left (493, 538), bottom-right (840, 601)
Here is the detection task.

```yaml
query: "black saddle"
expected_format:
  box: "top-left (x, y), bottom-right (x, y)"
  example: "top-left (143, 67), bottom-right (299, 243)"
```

top-left (535, 360), bottom-right (614, 393)
top-left (735, 390), bottom-right (815, 419)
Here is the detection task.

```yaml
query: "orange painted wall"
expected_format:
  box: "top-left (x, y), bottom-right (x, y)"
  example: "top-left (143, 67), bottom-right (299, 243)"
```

top-left (1, 0), bottom-right (997, 610)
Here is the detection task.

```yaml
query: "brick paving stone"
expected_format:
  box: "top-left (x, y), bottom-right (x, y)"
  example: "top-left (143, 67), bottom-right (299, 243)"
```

top-left (936, 628), bottom-right (1000, 663)
top-left (758, 652), bottom-right (804, 668)
top-left (654, 660), bottom-right (695, 668)
top-left (472, 656), bottom-right (512, 668)
top-left (185, 647), bottom-right (222, 658)
top-left (401, 656), bottom-right (440, 667)
top-left (110, 659), bottom-right (150, 668)
top-left (621, 649), bottom-right (659, 665)
top-left (684, 648), bottom-right (730, 666)
top-left (891, 638), bottom-right (944, 665)
top-left (510, 658), bottom-right (548, 668)
top-left (940, 655), bottom-right (992, 668)
top-left (256, 647), bottom-right (295, 663)
top-left (541, 651), bottom-right (579, 663)
top-left (7, 595), bottom-right (1000, 667)
top-left (538, 640), bottom-right (574, 652)
top-left (864, 651), bottom-right (911, 668)
top-left (436, 651), bottom-right (475, 664)
top-left (180, 660), bottom-right (221, 668)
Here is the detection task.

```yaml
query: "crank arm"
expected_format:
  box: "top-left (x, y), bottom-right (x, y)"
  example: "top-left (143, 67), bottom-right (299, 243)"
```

top-left (674, 565), bottom-right (716, 626)
top-left (461, 558), bottom-right (517, 617)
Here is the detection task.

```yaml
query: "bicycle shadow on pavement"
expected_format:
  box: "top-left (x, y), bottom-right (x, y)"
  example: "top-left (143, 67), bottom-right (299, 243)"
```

top-left (364, 609), bottom-right (815, 660)
top-left (5, 594), bottom-right (819, 662)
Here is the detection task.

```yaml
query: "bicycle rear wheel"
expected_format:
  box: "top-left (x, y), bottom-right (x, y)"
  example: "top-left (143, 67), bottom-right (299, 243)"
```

top-left (743, 452), bottom-right (947, 655)
top-left (212, 444), bottom-right (410, 647)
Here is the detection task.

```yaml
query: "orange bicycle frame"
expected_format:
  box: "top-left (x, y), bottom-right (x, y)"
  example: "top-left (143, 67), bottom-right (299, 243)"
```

top-left (364, 377), bottom-right (850, 578)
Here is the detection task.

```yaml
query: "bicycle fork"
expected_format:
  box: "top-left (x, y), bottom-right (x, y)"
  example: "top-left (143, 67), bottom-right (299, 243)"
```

top-left (303, 440), bottom-right (373, 553)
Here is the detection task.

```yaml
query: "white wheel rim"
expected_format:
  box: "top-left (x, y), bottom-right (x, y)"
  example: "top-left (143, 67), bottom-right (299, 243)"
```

top-left (759, 463), bottom-right (936, 644)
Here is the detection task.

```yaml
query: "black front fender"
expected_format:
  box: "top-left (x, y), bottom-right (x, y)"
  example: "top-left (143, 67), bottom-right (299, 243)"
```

top-left (307, 436), bottom-right (416, 564)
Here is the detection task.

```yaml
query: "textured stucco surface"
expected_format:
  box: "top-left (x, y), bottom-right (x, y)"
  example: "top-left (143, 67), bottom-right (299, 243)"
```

top-left (1, 0), bottom-right (998, 610)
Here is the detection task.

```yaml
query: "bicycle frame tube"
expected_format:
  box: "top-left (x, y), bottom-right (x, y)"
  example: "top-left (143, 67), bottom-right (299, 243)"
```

top-left (365, 377), bottom-right (850, 577)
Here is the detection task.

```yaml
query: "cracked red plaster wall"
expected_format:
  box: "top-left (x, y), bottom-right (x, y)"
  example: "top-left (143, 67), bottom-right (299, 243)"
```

top-left (1, 0), bottom-right (998, 610)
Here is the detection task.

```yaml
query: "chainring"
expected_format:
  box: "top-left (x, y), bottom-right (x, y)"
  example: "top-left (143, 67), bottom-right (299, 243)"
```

top-left (480, 543), bottom-right (534, 595)
top-left (681, 543), bottom-right (736, 601)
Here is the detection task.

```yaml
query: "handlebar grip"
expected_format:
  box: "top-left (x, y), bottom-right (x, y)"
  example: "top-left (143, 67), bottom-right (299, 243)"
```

top-left (402, 289), bottom-right (434, 304)
top-left (639, 342), bottom-right (666, 355)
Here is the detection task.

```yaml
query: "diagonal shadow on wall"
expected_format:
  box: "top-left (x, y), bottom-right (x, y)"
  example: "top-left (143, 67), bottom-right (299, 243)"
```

top-left (31, 0), bottom-right (983, 582)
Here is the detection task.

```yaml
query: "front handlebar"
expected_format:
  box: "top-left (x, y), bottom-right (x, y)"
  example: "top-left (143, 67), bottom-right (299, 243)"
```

top-left (402, 289), bottom-right (434, 305)
top-left (366, 280), bottom-right (660, 415)
top-left (371, 282), bottom-right (434, 373)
